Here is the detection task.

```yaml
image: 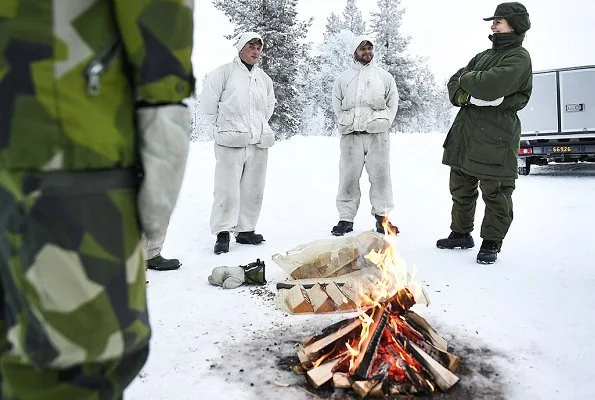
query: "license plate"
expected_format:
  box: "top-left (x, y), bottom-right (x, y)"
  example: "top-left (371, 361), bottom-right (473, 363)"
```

top-left (552, 146), bottom-right (572, 153)
top-left (546, 145), bottom-right (585, 154)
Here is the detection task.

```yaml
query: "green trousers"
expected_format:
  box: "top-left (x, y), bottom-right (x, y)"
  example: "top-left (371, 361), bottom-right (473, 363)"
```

top-left (0, 169), bottom-right (150, 400)
top-left (449, 168), bottom-right (516, 242)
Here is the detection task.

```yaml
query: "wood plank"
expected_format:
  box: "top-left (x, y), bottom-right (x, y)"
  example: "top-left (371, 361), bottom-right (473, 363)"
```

top-left (306, 358), bottom-right (341, 388)
top-left (331, 372), bottom-right (351, 389)
top-left (407, 341), bottom-right (459, 391)
top-left (352, 379), bottom-right (380, 398)
top-left (285, 285), bottom-right (313, 314)
top-left (307, 283), bottom-right (336, 313)
top-left (302, 317), bottom-right (362, 358)
top-left (324, 282), bottom-right (357, 311)
top-left (404, 312), bottom-right (448, 352)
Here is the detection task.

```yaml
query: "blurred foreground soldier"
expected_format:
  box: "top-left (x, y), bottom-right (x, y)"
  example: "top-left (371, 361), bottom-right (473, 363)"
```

top-left (437, 2), bottom-right (532, 264)
top-left (0, 1), bottom-right (193, 398)
top-left (200, 32), bottom-right (276, 255)
top-left (331, 35), bottom-right (399, 237)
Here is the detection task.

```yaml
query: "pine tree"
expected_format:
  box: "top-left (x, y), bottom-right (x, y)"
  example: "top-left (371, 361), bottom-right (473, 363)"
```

top-left (342, 0), bottom-right (366, 35)
top-left (324, 13), bottom-right (342, 39)
top-left (300, 29), bottom-right (356, 135)
top-left (213, 0), bottom-right (311, 139)
top-left (371, 0), bottom-right (447, 132)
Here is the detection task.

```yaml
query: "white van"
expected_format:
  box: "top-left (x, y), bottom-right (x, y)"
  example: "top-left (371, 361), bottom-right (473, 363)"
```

top-left (517, 65), bottom-right (595, 175)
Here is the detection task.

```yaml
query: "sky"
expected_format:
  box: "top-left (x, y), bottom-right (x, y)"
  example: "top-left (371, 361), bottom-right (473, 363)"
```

top-left (193, 0), bottom-right (594, 83)
top-left (127, 134), bottom-right (595, 399)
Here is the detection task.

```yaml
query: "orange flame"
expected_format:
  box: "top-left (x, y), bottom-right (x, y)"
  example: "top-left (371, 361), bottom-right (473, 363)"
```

top-left (344, 217), bottom-right (429, 373)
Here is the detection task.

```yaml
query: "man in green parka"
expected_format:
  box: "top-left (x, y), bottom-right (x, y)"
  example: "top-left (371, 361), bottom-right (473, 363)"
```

top-left (0, 1), bottom-right (194, 399)
top-left (437, 2), bottom-right (532, 264)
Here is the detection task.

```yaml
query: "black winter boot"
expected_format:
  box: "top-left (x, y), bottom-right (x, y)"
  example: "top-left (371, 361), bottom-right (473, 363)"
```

top-left (214, 232), bottom-right (230, 254)
top-left (331, 221), bottom-right (353, 236)
top-left (147, 255), bottom-right (181, 271)
top-left (477, 240), bottom-right (502, 264)
top-left (235, 231), bottom-right (265, 245)
top-left (374, 214), bottom-right (399, 234)
top-left (436, 231), bottom-right (475, 249)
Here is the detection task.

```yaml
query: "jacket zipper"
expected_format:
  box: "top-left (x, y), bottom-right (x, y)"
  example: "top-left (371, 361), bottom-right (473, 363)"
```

top-left (85, 40), bottom-right (121, 96)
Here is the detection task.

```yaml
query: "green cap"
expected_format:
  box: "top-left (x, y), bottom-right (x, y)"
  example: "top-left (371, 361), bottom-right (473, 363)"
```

top-left (483, 2), bottom-right (531, 34)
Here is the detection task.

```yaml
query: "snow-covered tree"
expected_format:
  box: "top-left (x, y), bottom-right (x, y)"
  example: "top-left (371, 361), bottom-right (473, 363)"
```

top-left (324, 13), bottom-right (342, 39)
top-left (213, 0), bottom-right (311, 139)
top-left (371, 0), bottom-right (443, 131)
top-left (299, 29), bottom-right (356, 135)
top-left (342, 0), bottom-right (366, 35)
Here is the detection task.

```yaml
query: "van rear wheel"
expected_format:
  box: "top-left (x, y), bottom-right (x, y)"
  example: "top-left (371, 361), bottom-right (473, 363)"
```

top-left (518, 163), bottom-right (531, 176)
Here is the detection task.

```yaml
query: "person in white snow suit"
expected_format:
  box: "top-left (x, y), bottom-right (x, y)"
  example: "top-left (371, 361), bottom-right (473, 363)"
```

top-left (199, 32), bottom-right (276, 254)
top-left (331, 35), bottom-right (399, 236)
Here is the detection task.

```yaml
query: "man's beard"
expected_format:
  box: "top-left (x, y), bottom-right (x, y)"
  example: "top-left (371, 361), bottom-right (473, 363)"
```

top-left (355, 54), bottom-right (373, 64)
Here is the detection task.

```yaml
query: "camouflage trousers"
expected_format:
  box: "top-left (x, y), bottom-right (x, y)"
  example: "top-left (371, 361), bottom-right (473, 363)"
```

top-left (449, 168), bottom-right (516, 241)
top-left (0, 169), bottom-right (150, 400)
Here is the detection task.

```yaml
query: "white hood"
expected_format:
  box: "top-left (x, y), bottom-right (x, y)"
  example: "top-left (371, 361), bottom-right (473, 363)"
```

top-left (349, 35), bottom-right (374, 55)
top-left (234, 31), bottom-right (263, 51)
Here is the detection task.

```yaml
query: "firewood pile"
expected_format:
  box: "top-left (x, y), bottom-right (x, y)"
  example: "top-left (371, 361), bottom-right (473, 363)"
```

top-left (293, 288), bottom-right (460, 397)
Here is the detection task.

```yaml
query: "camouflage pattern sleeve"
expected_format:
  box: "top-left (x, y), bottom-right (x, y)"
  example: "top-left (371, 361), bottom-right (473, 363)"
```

top-left (112, 0), bottom-right (195, 103)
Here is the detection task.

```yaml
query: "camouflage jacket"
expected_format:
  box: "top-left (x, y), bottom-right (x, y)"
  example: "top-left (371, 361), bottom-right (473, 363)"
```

top-left (0, 0), bottom-right (194, 172)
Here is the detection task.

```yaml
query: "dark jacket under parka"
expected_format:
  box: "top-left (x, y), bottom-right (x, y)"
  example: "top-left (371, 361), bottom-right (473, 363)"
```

top-left (442, 32), bottom-right (532, 180)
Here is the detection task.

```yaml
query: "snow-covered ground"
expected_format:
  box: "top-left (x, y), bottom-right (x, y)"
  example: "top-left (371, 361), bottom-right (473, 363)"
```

top-left (127, 133), bottom-right (595, 400)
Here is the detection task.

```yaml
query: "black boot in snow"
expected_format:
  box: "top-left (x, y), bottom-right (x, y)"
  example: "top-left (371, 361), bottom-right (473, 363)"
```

top-left (476, 240), bottom-right (502, 264)
top-left (436, 231), bottom-right (475, 249)
top-left (331, 221), bottom-right (353, 236)
top-left (214, 232), bottom-right (230, 254)
top-left (147, 255), bottom-right (181, 271)
top-left (235, 231), bottom-right (265, 245)
top-left (374, 214), bottom-right (399, 234)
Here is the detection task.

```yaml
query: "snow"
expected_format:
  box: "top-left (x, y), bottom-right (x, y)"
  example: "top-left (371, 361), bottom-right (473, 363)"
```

top-left (127, 133), bottom-right (595, 399)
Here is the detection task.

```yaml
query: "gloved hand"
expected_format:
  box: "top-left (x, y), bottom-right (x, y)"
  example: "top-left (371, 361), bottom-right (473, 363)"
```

top-left (454, 89), bottom-right (470, 106)
top-left (469, 96), bottom-right (504, 107)
top-left (137, 104), bottom-right (190, 241)
top-left (208, 266), bottom-right (245, 289)
top-left (208, 259), bottom-right (267, 289)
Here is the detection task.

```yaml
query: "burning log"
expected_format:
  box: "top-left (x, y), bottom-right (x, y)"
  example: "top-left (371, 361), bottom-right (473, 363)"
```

top-left (404, 311), bottom-right (448, 352)
top-left (351, 307), bottom-right (389, 380)
top-left (388, 319), bottom-right (459, 372)
top-left (406, 341), bottom-right (459, 391)
top-left (299, 318), bottom-right (362, 364)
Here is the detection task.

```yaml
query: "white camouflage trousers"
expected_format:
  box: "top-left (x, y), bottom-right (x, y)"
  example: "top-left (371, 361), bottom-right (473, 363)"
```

top-left (336, 132), bottom-right (393, 221)
top-left (210, 143), bottom-right (268, 234)
top-left (145, 229), bottom-right (168, 259)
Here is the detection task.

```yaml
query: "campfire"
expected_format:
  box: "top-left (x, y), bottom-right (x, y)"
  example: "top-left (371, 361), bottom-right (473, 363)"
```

top-left (291, 221), bottom-right (460, 397)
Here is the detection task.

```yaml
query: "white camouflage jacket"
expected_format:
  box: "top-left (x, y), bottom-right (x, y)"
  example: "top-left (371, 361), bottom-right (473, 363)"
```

top-left (200, 56), bottom-right (276, 148)
top-left (332, 61), bottom-right (399, 135)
